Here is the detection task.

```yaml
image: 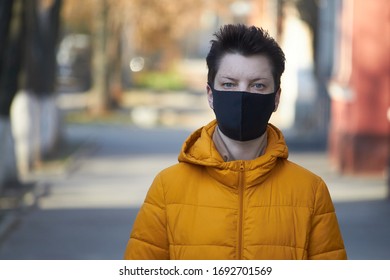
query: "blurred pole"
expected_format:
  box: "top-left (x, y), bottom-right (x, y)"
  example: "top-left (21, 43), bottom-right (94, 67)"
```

top-left (0, 0), bottom-right (15, 117)
top-left (106, 21), bottom-right (123, 108)
top-left (0, 0), bottom-right (13, 83)
top-left (89, 0), bottom-right (110, 115)
top-left (0, 0), bottom-right (19, 189)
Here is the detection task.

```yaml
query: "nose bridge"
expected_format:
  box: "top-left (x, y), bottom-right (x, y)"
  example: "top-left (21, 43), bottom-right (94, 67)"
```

top-left (238, 81), bottom-right (249, 92)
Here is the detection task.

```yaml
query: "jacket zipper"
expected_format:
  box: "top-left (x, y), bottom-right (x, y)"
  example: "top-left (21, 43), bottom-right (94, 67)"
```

top-left (237, 161), bottom-right (245, 260)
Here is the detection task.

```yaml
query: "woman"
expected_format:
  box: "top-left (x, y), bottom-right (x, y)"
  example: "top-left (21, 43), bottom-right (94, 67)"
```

top-left (124, 24), bottom-right (347, 260)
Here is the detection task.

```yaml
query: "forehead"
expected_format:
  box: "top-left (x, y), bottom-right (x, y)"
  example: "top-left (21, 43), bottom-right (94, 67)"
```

top-left (216, 53), bottom-right (273, 79)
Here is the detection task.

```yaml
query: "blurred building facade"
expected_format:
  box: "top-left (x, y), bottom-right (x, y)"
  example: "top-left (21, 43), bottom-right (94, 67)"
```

top-left (318, 0), bottom-right (390, 174)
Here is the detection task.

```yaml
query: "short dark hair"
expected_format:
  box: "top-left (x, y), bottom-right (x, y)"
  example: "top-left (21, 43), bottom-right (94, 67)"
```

top-left (206, 24), bottom-right (285, 90)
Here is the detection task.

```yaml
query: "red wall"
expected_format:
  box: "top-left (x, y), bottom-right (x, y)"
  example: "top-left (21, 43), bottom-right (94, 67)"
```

top-left (329, 0), bottom-right (390, 174)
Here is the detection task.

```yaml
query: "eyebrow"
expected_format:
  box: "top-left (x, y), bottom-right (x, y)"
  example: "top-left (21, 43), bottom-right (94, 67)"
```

top-left (219, 76), bottom-right (237, 81)
top-left (219, 76), bottom-right (270, 82)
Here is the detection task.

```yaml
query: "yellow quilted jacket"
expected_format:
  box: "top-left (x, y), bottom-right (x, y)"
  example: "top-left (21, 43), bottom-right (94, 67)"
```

top-left (124, 120), bottom-right (347, 260)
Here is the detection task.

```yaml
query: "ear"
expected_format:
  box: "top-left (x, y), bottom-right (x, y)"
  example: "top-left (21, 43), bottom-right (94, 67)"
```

top-left (274, 88), bottom-right (281, 112)
top-left (206, 84), bottom-right (214, 109)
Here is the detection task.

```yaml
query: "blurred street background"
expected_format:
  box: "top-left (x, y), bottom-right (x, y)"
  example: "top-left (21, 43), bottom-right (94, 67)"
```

top-left (0, 0), bottom-right (389, 260)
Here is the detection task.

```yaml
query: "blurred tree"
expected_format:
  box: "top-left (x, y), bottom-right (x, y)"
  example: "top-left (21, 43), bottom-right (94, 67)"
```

top-left (23, 0), bottom-right (62, 97)
top-left (0, 0), bottom-right (19, 117)
top-left (5, 0), bottom-right (63, 178)
top-left (62, 0), bottom-right (206, 113)
top-left (0, 0), bottom-right (24, 188)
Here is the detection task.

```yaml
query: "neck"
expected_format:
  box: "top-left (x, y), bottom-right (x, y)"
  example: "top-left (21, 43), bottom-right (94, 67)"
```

top-left (213, 126), bottom-right (268, 161)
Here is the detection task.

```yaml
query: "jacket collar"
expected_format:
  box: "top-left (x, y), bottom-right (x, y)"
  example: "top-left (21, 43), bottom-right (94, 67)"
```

top-left (178, 120), bottom-right (289, 188)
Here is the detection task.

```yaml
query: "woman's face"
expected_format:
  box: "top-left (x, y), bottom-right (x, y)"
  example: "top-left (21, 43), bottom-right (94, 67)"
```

top-left (207, 53), bottom-right (281, 110)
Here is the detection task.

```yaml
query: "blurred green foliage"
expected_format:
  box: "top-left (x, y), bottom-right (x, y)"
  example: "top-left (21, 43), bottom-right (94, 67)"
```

top-left (132, 70), bottom-right (185, 91)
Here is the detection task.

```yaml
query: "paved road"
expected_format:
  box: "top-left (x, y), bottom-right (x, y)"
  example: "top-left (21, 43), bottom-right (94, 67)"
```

top-left (0, 123), bottom-right (389, 260)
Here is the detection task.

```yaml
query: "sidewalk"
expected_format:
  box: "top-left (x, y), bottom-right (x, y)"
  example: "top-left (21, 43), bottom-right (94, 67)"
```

top-left (289, 152), bottom-right (389, 203)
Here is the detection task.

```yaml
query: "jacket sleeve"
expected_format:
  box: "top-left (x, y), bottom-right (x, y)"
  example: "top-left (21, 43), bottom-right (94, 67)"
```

top-left (124, 174), bottom-right (169, 259)
top-left (308, 179), bottom-right (347, 260)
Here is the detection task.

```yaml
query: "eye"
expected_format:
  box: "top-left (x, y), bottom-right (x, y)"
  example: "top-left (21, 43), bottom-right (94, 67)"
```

top-left (253, 83), bottom-right (265, 90)
top-left (222, 82), bottom-right (235, 88)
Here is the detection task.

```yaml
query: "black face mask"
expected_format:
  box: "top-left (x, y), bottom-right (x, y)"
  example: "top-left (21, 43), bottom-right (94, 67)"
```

top-left (210, 85), bottom-right (276, 141)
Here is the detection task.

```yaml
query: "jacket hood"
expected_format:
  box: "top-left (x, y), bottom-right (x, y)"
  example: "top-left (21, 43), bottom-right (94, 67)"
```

top-left (178, 120), bottom-right (289, 188)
